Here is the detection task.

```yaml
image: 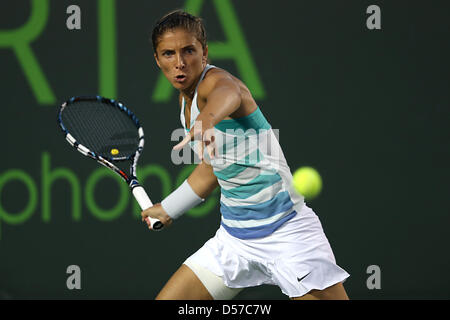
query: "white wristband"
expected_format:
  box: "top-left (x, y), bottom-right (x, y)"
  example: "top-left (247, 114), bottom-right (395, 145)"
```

top-left (161, 180), bottom-right (204, 219)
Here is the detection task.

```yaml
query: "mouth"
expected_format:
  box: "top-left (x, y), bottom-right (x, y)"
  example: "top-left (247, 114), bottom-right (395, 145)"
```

top-left (174, 74), bottom-right (187, 83)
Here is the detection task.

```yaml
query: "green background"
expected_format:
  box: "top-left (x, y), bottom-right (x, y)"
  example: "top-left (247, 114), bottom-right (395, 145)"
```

top-left (0, 0), bottom-right (449, 299)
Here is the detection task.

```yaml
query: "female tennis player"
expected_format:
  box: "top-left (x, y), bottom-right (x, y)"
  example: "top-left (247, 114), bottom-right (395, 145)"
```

top-left (142, 10), bottom-right (350, 300)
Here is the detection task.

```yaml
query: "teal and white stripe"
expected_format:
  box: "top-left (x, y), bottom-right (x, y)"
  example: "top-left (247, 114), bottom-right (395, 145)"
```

top-left (210, 106), bottom-right (303, 239)
top-left (220, 178), bottom-right (284, 207)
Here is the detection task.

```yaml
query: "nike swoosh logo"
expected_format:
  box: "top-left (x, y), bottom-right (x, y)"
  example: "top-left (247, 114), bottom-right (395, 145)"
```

top-left (297, 272), bottom-right (311, 283)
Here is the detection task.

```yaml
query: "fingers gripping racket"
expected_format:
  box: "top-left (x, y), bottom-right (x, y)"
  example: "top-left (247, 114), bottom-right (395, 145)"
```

top-left (57, 96), bottom-right (163, 230)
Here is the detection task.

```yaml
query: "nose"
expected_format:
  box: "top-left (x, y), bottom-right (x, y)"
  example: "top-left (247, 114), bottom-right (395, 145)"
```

top-left (175, 53), bottom-right (185, 70)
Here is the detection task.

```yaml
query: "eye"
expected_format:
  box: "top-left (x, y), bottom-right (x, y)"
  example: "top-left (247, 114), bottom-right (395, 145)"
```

top-left (162, 50), bottom-right (174, 57)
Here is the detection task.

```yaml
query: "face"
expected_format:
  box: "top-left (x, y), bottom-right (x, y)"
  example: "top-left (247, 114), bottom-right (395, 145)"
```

top-left (154, 28), bottom-right (208, 94)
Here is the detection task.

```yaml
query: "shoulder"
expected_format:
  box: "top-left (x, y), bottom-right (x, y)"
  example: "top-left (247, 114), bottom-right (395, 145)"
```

top-left (197, 67), bottom-right (240, 98)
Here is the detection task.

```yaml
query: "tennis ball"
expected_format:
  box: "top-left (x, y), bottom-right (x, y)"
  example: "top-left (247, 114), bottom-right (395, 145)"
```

top-left (292, 167), bottom-right (322, 200)
top-left (111, 148), bottom-right (119, 156)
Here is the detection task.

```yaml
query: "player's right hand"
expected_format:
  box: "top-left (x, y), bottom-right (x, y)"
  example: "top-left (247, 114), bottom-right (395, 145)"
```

top-left (141, 203), bottom-right (173, 229)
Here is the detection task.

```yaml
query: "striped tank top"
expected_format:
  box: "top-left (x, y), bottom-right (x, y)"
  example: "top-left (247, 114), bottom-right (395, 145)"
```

top-left (180, 65), bottom-right (304, 239)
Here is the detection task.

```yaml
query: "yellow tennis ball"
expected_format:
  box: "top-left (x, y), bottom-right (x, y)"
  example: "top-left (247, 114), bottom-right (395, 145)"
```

top-left (292, 167), bottom-right (322, 200)
top-left (110, 148), bottom-right (119, 155)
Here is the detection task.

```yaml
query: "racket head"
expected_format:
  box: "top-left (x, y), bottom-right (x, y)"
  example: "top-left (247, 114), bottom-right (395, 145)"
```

top-left (57, 96), bottom-right (164, 231)
top-left (58, 95), bottom-right (144, 159)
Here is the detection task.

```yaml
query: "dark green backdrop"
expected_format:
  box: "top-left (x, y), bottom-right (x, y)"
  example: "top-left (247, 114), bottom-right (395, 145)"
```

top-left (0, 0), bottom-right (448, 299)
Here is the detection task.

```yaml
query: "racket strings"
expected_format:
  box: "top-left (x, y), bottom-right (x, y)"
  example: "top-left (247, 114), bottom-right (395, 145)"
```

top-left (62, 100), bottom-right (139, 159)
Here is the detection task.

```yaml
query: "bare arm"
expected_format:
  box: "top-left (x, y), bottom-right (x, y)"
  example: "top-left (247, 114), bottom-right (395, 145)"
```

top-left (187, 161), bottom-right (219, 198)
top-left (196, 77), bottom-right (241, 128)
top-left (173, 76), bottom-right (241, 157)
top-left (141, 161), bottom-right (218, 228)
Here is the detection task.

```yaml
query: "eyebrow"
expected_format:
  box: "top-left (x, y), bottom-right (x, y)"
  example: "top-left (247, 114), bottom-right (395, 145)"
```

top-left (160, 43), bottom-right (196, 51)
top-left (158, 42), bottom-right (197, 56)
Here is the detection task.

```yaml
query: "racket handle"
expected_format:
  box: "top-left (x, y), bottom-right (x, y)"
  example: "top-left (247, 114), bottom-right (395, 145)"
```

top-left (132, 185), bottom-right (164, 231)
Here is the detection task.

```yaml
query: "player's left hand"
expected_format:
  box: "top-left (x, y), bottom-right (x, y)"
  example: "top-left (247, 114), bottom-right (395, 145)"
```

top-left (173, 119), bottom-right (217, 161)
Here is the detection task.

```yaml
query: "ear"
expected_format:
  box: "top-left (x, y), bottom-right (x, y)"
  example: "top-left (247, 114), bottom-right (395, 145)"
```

top-left (154, 53), bottom-right (161, 68)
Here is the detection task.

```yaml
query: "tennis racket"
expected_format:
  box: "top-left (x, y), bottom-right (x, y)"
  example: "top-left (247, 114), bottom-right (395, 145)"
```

top-left (57, 95), bottom-right (164, 230)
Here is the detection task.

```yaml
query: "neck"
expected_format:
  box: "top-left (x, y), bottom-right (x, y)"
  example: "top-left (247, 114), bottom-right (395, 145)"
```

top-left (180, 67), bottom-right (205, 100)
top-left (181, 84), bottom-right (197, 101)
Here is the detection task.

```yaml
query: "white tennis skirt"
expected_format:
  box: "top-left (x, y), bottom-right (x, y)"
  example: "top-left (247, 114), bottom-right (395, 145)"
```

top-left (184, 203), bottom-right (350, 298)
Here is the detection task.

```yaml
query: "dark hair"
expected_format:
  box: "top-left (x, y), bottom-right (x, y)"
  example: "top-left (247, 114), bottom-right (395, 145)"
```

top-left (151, 10), bottom-right (207, 54)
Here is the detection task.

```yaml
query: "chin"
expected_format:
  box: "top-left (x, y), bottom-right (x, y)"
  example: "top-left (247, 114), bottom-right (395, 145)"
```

top-left (173, 82), bottom-right (186, 90)
top-left (175, 81), bottom-right (191, 90)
